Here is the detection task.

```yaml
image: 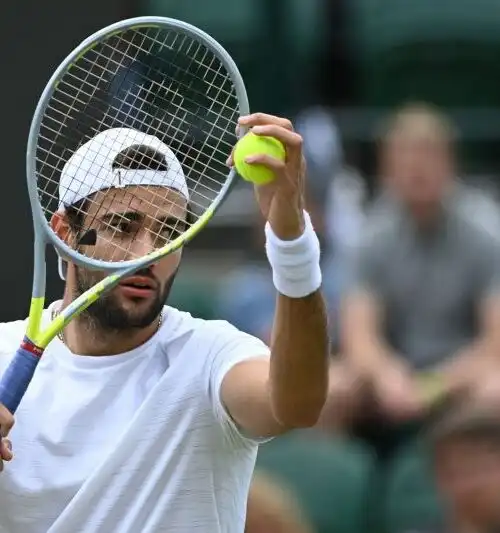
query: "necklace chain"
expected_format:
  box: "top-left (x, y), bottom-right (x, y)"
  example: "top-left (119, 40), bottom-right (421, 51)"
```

top-left (51, 307), bottom-right (163, 346)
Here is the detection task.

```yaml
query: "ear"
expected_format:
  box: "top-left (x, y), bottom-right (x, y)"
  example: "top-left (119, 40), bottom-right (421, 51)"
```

top-left (50, 211), bottom-right (73, 245)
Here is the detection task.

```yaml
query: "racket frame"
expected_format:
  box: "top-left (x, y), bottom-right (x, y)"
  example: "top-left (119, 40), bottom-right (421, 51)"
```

top-left (25, 16), bottom-right (249, 349)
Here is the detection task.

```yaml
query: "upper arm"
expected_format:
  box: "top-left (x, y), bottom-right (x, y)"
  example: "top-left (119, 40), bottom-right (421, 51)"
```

top-left (220, 358), bottom-right (287, 440)
top-left (475, 233), bottom-right (500, 340)
top-left (204, 323), bottom-right (276, 443)
top-left (340, 237), bottom-right (384, 349)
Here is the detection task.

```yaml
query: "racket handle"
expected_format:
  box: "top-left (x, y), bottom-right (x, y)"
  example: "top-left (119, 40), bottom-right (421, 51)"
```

top-left (0, 338), bottom-right (43, 414)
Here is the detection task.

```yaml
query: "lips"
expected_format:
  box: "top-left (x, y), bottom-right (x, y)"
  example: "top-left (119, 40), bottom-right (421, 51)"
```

top-left (118, 276), bottom-right (157, 298)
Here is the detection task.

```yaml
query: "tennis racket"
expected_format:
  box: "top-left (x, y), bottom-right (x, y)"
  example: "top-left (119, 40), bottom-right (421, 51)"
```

top-left (0, 16), bottom-right (249, 414)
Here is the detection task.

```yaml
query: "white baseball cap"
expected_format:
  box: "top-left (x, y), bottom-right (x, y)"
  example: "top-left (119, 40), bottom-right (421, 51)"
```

top-left (58, 127), bottom-right (189, 212)
top-left (56, 127), bottom-right (189, 279)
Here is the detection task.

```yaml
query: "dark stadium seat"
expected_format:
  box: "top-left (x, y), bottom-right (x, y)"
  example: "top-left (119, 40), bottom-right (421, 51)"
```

top-left (382, 438), bottom-right (446, 533)
top-left (348, 0), bottom-right (500, 170)
top-left (140, 0), bottom-right (265, 106)
top-left (349, 0), bottom-right (500, 107)
top-left (257, 432), bottom-right (376, 533)
top-left (140, 0), bottom-right (326, 114)
top-left (167, 276), bottom-right (217, 320)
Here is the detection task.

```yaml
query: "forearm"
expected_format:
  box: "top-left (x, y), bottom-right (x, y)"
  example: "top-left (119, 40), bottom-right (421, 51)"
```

top-left (269, 290), bottom-right (329, 427)
top-left (437, 338), bottom-right (499, 390)
top-left (346, 333), bottom-right (399, 379)
top-left (341, 295), bottom-right (402, 380)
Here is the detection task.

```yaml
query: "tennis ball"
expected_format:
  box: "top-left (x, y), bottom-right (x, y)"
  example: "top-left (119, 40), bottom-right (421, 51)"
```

top-left (233, 132), bottom-right (286, 185)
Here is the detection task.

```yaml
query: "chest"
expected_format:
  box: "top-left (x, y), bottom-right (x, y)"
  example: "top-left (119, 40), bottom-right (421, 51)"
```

top-left (0, 350), bottom-right (174, 531)
top-left (378, 231), bottom-right (478, 320)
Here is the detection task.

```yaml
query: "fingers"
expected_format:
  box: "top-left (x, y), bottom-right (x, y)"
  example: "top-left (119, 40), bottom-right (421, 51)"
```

top-left (0, 439), bottom-right (13, 471)
top-left (244, 154), bottom-right (286, 173)
top-left (251, 124), bottom-right (302, 151)
top-left (1, 439), bottom-right (12, 460)
top-left (0, 404), bottom-right (14, 438)
top-left (230, 114), bottom-right (304, 181)
top-left (239, 113), bottom-right (294, 131)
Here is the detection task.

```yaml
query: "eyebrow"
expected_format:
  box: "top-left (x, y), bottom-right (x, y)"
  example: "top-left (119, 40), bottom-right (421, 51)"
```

top-left (100, 211), bottom-right (187, 227)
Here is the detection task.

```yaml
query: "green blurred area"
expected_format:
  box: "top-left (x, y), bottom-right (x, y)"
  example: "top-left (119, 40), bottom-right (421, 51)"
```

top-left (138, 2), bottom-right (500, 531)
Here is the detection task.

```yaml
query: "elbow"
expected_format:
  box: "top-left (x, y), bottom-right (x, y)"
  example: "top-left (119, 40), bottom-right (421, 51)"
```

top-left (273, 389), bottom-right (328, 429)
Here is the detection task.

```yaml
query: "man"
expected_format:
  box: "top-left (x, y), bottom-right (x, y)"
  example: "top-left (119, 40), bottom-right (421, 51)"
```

top-left (339, 102), bottom-right (500, 454)
top-left (429, 399), bottom-right (500, 533)
top-left (0, 113), bottom-right (329, 532)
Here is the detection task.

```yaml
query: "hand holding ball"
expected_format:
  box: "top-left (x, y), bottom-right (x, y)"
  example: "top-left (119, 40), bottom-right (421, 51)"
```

top-left (233, 131), bottom-right (286, 185)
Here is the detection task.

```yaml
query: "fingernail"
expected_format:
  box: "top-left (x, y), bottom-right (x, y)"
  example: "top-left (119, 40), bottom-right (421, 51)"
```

top-left (252, 126), bottom-right (263, 134)
top-left (245, 156), bottom-right (259, 164)
top-left (238, 115), bottom-right (249, 124)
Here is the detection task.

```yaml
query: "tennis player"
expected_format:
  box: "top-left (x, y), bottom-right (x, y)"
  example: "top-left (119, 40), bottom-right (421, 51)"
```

top-left (0, 113), bottom-right (329, 533)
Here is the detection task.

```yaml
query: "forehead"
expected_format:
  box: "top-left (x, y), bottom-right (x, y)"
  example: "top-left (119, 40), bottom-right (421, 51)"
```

top-left (86, 186), bottom-right (187, 219)
top-left (385, 123), bottom-right (450, 151)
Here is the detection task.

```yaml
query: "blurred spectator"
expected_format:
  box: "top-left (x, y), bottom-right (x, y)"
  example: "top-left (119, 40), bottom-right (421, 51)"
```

top-left (338, 102), bottom-right (500, 456)
top-left (295, 106), bottom-right (367, 256)
top-left (428, 400), bottom-right (500, 533)
top-left (246, 471), bottom-right (314, 533)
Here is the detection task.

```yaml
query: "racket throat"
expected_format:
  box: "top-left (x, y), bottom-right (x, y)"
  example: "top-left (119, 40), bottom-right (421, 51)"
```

top-left (20, 337), bottom-right (45, 358)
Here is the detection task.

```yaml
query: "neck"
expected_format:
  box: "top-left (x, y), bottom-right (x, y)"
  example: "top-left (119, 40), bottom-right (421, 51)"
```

top-left (59, 290), bottom-right (161, 356)
top-left (409, 201), bottom-right (444, 229)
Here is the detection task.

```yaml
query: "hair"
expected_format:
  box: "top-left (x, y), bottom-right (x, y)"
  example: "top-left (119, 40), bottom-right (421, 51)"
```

top-left (376, 101), bottom-right (459, 148)
top-left (427, 398), bottom-right (500, 453)
top-left (65, 143), bottom-right (193, 234)
top-left (245, 471), bottom-right (314, 533)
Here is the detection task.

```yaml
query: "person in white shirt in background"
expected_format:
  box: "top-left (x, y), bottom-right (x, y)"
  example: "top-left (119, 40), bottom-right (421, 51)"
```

top-left (0, 112), bottom-right (329, 533)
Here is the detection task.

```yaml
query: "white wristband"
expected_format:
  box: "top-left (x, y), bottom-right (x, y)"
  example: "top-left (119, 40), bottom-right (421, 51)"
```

top-left (265, 211), bottom-right (322, 298)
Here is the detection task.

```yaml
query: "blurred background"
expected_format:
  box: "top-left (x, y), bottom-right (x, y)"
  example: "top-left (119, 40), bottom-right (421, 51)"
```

top-left (5, 1), bottom-right (500, 532)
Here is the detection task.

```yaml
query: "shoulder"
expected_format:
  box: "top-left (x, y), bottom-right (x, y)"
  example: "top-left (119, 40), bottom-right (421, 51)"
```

top-left (360, 193), bottom-right (402, 247)
top-left (452, 186), bottom-right (500, 248)
top-left (159, 306), bottom-right (269, 359)
top-left (0, 305), bottom-right (55, 373)
top-left (0, 318), bottom-right (28, 354)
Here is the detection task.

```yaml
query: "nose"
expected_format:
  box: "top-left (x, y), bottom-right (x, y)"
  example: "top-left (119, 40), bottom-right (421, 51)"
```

top-left (128, 228), bottom-right (156, 259)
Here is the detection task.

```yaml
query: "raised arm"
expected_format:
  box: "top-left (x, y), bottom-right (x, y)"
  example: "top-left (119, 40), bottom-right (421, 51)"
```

top-left (217, 113), bottom-right (329, 439)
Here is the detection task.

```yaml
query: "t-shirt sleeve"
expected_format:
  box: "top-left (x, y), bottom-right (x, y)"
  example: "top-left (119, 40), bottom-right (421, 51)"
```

top-left (342, 234), bottom-right (382, 298)
top-left (474, 230), bottom-right (500, 301)
top-left (203, 321), bottom-right (270, 444)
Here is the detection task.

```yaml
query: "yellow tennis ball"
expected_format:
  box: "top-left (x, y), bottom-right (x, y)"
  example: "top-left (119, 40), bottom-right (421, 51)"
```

top-left (233, 132), bottom-right (286, 185)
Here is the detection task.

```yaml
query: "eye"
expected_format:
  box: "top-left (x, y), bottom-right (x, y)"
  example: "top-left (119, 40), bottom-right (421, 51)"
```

top-left (115, 221), bottom-right (133, 233)
top-left (106, 218), bottom-right (134, 234)
top-left (161, 223), bottom-right (186, 241)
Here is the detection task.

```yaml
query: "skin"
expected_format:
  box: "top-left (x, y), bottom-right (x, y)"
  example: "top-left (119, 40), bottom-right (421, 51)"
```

top-left (380, 124), bottom-right (454, 222)
top-left (0, 113), bottom-right (329, 469)
top-left (54, 185), bottom-right (188, 356)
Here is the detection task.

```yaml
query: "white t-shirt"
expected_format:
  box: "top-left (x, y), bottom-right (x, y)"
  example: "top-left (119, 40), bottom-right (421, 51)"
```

top-left (0, 302), bottom-right (270, 533)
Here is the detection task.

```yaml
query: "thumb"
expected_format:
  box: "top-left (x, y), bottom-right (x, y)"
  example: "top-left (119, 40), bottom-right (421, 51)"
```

top-left (1, 439), bottom-right (13, 461)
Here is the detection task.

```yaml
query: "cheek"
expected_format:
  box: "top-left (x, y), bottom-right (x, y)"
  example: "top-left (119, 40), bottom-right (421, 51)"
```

top-left (86, 241), bottom-right (116, 262)
top-left (155, 250), bottom-right (182, 283)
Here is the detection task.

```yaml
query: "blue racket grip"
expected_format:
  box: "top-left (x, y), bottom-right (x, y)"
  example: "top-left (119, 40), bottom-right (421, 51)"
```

top-left (0, 337), bottom-right (43, 414)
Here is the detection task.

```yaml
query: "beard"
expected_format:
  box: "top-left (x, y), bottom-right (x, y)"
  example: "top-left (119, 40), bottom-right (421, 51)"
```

top-left (74, 266), bottom-right (179, 332)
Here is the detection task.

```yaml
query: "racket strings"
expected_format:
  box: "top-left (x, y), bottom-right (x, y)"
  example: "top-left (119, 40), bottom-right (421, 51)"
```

top-left (36, 23), bottom-right (239, 264)
top-left (39, 50), bottom-right (234, 202)
top-left (47, 46), bottom-right (236, 164)
top-left (38, 31), bottom-right (236, 204)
